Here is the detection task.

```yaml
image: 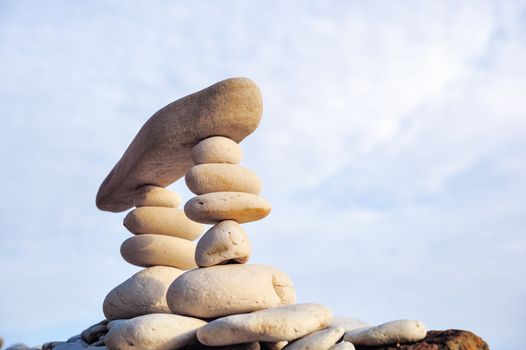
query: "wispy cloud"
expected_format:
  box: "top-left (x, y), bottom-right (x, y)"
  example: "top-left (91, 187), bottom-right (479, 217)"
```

top-left (1, 1), bottom-right (525, 349)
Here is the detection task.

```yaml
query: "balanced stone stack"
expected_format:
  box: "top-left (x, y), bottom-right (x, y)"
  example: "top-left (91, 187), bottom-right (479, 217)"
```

top-left (5, 78), bottom-right (454, 350)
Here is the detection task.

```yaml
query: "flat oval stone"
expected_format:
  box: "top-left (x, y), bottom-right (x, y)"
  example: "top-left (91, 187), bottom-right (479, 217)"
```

top-left (167, 264), bottom-right (295, 318)
top-left (197, 303), bottom-right (333, 346)
top-left (124, 207), bottom-right (204, 240)
top-left (105, 314), bottom-right (206, 350)
top-left (195, 220), bottom-right (251, 267)
top-left (343, 320), bottom-right (427, 346)
top-left (284, 326), bottom-right (344, 350)
top-left (328, 342), bottom-right (355, 350)
top-left (184, 192), bottom-right (271, 224)
top-left (186, 164), bottom-right (262, 195)
top-left (103, 266), bottom-right (183, 320)
top-left (192, 136), bottom-right (243, 165)
top-left (133, 186), bottom-right (181, 208)
top-left (332, 316), bottom-right (369, 332)
top-left (121, 234), bottom-right (197, 270)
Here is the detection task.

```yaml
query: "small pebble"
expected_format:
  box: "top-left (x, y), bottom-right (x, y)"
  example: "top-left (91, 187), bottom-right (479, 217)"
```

top-left (192, 136), bottom-right (243, 165)
top-left (195, 220), bottom-right (251, 267)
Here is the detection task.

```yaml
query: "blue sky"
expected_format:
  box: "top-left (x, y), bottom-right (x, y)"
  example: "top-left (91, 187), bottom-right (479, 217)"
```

top-left (1, 1), bottom-right (525, 349)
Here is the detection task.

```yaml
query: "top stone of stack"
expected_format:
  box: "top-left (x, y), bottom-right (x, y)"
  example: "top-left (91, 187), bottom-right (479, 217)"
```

top-left (96, 77), bottom-right (263, 212)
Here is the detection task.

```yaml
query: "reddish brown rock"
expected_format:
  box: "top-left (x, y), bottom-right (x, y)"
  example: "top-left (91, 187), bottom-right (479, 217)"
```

top-left (354, 330), bottom-right (489, 350)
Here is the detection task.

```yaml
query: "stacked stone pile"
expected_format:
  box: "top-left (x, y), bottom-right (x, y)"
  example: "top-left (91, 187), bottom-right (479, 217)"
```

top-left (2, 78), bottom-right (489, 350)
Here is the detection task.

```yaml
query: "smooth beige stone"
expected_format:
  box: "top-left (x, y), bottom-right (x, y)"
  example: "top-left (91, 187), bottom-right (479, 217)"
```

top-left (186, 163), bottom-right (262, 195)
top-left (124, 207), bottom-right (204, 240)
top-left (133, 185), bottom-right (181, 208)
top-left (167, 264), bottom-right (295, 318)
top-left (284, 326), bottom-right (344, 350)
top-left (121, 234), bottom-right (197, 270)
top-left (343, 320), bottom-right (427, 346)
top-left (197, 304), bottom-right (333, 346)
top-left (185, 342), bottom-right (260, 350)
top-left (185, 192), bottom-right (271, 224)
top-left (328, 342), bottom-right (355, 350)
top-left (195, 220), bottom-right (251, 267)
top-left (105, 314), bottom-right (206, 350)
top-left (331, 317), bottom-right (369, 332)
top-left (103, 266), bottom-right (183, 320)
top-left (192, 136), bottom-right (243, 165)
top-left (97, 78), bottom-right (263, 212)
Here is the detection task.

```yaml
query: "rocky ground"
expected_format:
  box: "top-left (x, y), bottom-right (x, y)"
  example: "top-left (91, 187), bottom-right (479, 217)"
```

top-left (0, 329), bottom-right (489, 350)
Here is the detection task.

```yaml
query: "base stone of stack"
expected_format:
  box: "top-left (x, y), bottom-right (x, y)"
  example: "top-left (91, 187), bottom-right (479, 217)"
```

top-left (183, 342), bottom-right (260, 350)
top-left (195, 220), bottom-right (251, 267)
top-left (196, 303), bottom-right (333, 346)
top-left (121, 234), bottom-right (197, 270)
top-left (167, 264), bottom-right (295, 318)
top-left (344, 320), bottom-right (426, 346)
top-left (123, 207), bottom-right (204, 240)
top-left (185, 192), bottom-right (271, 224)
top-left (103, 266), bottom-right (183, 320)
top-left (284, 326), bottom-right (345, 350)
top-left (105, 314), bottom-right (206, 350)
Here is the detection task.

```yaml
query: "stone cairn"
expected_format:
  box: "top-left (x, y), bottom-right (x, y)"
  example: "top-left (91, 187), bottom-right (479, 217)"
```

top-left (4, 78), bottom-right (438, 350)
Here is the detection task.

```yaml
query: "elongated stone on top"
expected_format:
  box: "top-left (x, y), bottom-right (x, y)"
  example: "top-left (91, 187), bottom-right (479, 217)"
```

top-left (96, 78), bottom-right (263, 212)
